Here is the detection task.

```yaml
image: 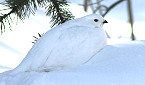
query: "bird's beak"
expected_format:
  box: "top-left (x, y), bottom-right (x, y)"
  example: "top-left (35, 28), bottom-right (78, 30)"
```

top-left (103, 20), bottom-right (108, 24)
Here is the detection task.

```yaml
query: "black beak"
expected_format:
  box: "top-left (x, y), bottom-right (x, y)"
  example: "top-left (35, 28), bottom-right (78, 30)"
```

top-left (103, 20), bottom-right (108, 23)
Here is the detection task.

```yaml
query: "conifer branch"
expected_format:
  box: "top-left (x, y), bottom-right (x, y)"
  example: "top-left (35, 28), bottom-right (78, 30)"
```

top-left (0, 0), bottom-right (74, 33)
top-left (46, 0), bottom-right (74, 27)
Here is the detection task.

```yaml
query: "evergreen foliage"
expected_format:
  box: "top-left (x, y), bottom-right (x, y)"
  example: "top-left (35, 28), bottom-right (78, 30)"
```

top-left (46, 0), bottom-right (74, 27)
top-left (32, 33), bottom-right (44, 44)
top-left (0, 0), bottom-right (74, 33)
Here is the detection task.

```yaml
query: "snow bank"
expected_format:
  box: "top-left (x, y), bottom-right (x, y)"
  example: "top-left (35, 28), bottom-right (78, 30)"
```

top-left (0, 40), bottom-right (145, 85)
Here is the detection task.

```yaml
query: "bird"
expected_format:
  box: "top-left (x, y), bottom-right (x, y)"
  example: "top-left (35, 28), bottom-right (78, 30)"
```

top-left (10, 14), bottom-right (108, 74)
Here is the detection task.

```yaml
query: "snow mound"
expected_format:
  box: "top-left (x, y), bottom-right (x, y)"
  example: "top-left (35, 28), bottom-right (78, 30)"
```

top-left (0, 40), bottom-right (145, 85)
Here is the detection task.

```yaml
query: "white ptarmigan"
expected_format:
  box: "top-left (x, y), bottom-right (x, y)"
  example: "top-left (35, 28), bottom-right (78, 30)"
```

top-left (11, 14), bottom-right (108, 74)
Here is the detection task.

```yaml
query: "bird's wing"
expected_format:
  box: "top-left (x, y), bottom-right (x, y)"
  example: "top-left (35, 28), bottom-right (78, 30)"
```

top-left (43, 26), bottom-right (105, 67)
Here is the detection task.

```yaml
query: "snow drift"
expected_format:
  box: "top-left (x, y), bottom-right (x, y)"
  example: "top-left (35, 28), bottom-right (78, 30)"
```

top-left (0, 40), bottom-right (145, 85)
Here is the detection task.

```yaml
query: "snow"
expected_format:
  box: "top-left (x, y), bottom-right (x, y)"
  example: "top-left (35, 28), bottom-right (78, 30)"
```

top-left (0, 40), bottom-right (145, 85)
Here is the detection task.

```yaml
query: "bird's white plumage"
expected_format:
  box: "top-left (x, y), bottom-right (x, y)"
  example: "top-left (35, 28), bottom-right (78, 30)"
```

top-left (11, 14), bottom-right (107, 74)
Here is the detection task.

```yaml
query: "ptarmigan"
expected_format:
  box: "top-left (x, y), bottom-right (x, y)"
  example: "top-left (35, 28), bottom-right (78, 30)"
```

top-left (11, 14), bottom-right (108, 74)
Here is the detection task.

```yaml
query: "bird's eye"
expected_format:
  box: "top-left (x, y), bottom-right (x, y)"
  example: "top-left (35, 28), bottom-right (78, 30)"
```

top-left (94, 19), bottom-right (98, 22)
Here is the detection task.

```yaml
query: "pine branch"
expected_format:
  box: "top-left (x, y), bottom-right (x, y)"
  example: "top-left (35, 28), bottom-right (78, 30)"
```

top-left (52, 0), bottom-right (66, 23)
top-left (0, 6), bottom-right (17, 33)
top-left (0, 0), bottom-right (74, 34)
top-left (0, 0), bottom-right (46, 33)
top-left (0, 7), bottom-right (15, 22)
top-left (32, 33), bottom-right (44, 44)
top-left (46, 0), bottom-right (74, 27)
top-left (0, 0), bottom-right (35, 33)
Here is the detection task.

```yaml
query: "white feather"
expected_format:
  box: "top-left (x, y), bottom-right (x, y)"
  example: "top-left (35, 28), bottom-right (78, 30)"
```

top-left (11, 14), bottom-right (107, 74)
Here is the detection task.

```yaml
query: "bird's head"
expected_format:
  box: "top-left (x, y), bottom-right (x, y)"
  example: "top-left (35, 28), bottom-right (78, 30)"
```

top-left (80, 14), bottom-right (108, 28)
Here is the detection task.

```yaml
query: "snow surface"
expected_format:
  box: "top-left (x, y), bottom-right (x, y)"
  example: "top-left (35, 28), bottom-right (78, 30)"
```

top-left (0, 40), bottom-right (145, 85)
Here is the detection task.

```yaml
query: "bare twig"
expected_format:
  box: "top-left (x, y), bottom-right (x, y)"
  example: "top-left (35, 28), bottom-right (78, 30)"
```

top-left (102, 0), bottom-right (125, 17)
top-left (127, 0), bottom-right (135, 40)
top-left (84, 0), bottom-right (88, 12)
